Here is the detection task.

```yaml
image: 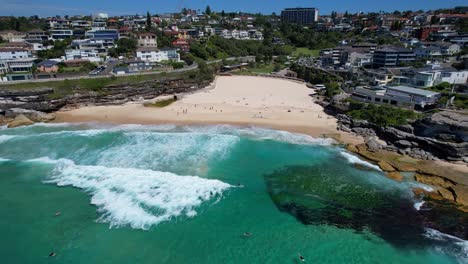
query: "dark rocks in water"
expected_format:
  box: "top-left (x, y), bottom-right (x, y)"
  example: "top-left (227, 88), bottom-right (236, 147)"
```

top-left (264, 165), bottom-right (468, 247)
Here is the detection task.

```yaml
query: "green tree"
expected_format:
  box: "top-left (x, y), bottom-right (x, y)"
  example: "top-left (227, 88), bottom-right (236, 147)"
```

top-left (146, 11), bottom-right (152, 31)
top-left (205, 5), bottom-right (212, 16)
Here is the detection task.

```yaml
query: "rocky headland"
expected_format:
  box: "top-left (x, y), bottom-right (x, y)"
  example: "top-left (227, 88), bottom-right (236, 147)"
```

top-left (0, 77), bottom-right (211, 127)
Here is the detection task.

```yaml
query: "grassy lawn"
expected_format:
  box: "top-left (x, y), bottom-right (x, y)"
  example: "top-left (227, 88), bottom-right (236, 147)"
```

top-left (60, 66), bottom-right (85, 73)
top-left (0, 70), bottom-right (197, 90)
top-left (293, 47), bottom-right (320, 57)
top-left (249, 64), bottom-right (276, 73)
top-left (143, 98), bottom-right (177, 108)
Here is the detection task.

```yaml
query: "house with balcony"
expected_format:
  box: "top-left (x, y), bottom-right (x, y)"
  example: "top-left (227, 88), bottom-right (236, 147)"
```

top-left (0, 30), bottom-right (26, 42)
top-left (71, 20), bottom-right (92, 29)
top-left (137, 33), bottom-right (157, 48)
top-left (415, 42), bottom-right (460, 58)
top-left (64, 39), bottom-right (113, 62)
top-left (50, 29), bottom-right (74, 40)
top-left (392, 66), bottom-right (468, 88)
top-left (25, 29), bottom-right (48, 43)
top-left (85, 29), bottom-right (119, 40)
top-left (136, 47), bottom-right (180, 63)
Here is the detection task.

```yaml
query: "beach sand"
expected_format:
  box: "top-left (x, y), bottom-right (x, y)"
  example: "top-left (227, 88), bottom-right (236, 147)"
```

top-left (56, 75), bottom-right (363, 145)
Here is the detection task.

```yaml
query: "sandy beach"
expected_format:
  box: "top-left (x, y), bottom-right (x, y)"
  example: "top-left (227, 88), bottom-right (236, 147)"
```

top-left (56, 75), bottom-right (363, 144)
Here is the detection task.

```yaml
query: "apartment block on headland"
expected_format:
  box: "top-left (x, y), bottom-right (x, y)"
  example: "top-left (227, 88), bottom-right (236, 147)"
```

top-left (281, 8), bottom-right (319, 25)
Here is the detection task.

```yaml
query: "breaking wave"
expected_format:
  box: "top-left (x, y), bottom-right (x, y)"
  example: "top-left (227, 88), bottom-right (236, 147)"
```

top-left (28, 157), bottom-right (232, 230)
top-left (424, 228), bottom-right (468, 263)
top-left (338, 151), bottom-right (382, 171)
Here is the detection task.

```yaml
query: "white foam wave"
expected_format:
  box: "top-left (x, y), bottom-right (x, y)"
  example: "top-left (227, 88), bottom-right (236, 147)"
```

top-left (424, 228), bottom-right (468, 263)
top-left (409, 182), bottom-right (435, 192)
top-left (0, 135), bottom-right (17, 143)
top-left (181, 125), bottom-right (335, 146)
top-left (0, 157), bottom-right (10, 162)
top-left (96, 131), bottom-right (239, 173)
top-left (32, 157), bottom-right (231, 230)
top-left (413, 201), bottom-right (425, 210)
top-left (339, 151), bottom-right (382, 171)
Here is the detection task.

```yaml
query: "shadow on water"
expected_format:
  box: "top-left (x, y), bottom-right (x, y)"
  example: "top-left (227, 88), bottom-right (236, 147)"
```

top-left (264, 165), bottom-right (467, 249)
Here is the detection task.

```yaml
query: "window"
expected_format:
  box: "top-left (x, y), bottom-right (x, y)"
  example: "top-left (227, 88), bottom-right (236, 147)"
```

top-left (390, 100), bottom-right (397, 105)
top-left (383, 99), bottom-right (389, 104)
top-left (375, 98), bottom-right (381, 102)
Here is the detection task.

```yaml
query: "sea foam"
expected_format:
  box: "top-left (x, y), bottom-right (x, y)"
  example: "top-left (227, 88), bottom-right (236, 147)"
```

top-left (31, 158), bottom-right (231, 230)
top-left (0, 135), bottom-right (17, 143)
top-left (339, 151), bottom-right (382, 171)
top-left (424, 228), bottom-right (468, 264)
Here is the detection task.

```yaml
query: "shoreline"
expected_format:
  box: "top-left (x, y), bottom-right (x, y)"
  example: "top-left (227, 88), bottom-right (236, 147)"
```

top-left (53, 75), bottom-right (467, 211)
top-left (55, 75), bottom-right (364, 145)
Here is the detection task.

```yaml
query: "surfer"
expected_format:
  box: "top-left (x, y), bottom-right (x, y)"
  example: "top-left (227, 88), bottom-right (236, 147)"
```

top-left (55, 211), bottom-right (61, 216)
top-left (49, 252), bottom-right (56, 257)
top-left (299, 254), bottom-right (305, 262)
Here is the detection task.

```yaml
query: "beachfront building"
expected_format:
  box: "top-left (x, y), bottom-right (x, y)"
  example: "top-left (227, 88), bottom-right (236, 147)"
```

top-left (351, 85), bottom-right (441, 110)
top-left (136, 48), bottom-right (180, 63)
top-left (281, 8), bottom-right (319, 25)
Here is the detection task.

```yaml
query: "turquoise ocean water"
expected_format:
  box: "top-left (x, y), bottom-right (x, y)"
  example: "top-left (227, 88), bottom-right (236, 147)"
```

top-left (0, 123), bottom-right (466, 264)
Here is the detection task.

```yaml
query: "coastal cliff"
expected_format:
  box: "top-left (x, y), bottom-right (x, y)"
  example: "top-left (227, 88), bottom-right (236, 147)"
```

top-left (0, 77), bottom-right (211, 114)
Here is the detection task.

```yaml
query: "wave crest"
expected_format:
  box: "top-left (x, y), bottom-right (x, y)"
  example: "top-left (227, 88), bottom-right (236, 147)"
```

top-left (30, 158), bottom-right (231, 230)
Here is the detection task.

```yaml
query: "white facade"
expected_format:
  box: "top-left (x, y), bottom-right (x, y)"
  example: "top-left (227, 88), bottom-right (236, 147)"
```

top-left (0, 49), bottom-right (32, 60)
top-left (136, 50), bottom-right (169, 62)
top-left (137, 34), bottom-right (158, 48)
top-left (136, 49), bottom-right (180, 63)
top-left (65, 49), bottom-right (103, 62)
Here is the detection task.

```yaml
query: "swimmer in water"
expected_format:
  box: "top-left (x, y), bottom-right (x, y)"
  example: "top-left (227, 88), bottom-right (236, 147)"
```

top-left (242, 232), bottom-right (252, 237)
top-left (49, 252), bottom-right (56, 257)
top-left (55, 211), bottom-right (61, 216)
top-left (299, 254), bottom-right (305, 262)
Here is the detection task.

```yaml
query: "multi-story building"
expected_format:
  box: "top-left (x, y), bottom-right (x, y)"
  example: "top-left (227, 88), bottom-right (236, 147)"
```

top-left (85, 29), bottom-right (119, 40)
top-left (414, 42), bottom-right (460, 58)
top-left (64, 39), bottom-right (114, 62)
top-left (136, 47), bottom-right (180, 62)
top-left (137, 33), bottom-right (157, 48)
top-left (0, 47), bottom-right (32, 60)
top-left (373, 46), bottom-right (415, 68)
top-left (50, 29), bottom-right (74, 40)
top-left (392, 66), bottom-right (468, 88)
top-left (25, 29), bottom-right (49, 43)
top-left (281, 8), bottom-right (319, 25)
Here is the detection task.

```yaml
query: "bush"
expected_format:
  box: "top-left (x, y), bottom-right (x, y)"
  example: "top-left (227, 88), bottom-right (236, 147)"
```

top-left (348, 103), bottom-right (419, 127)
top-left (172, 62), bottom-right (184, 69)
